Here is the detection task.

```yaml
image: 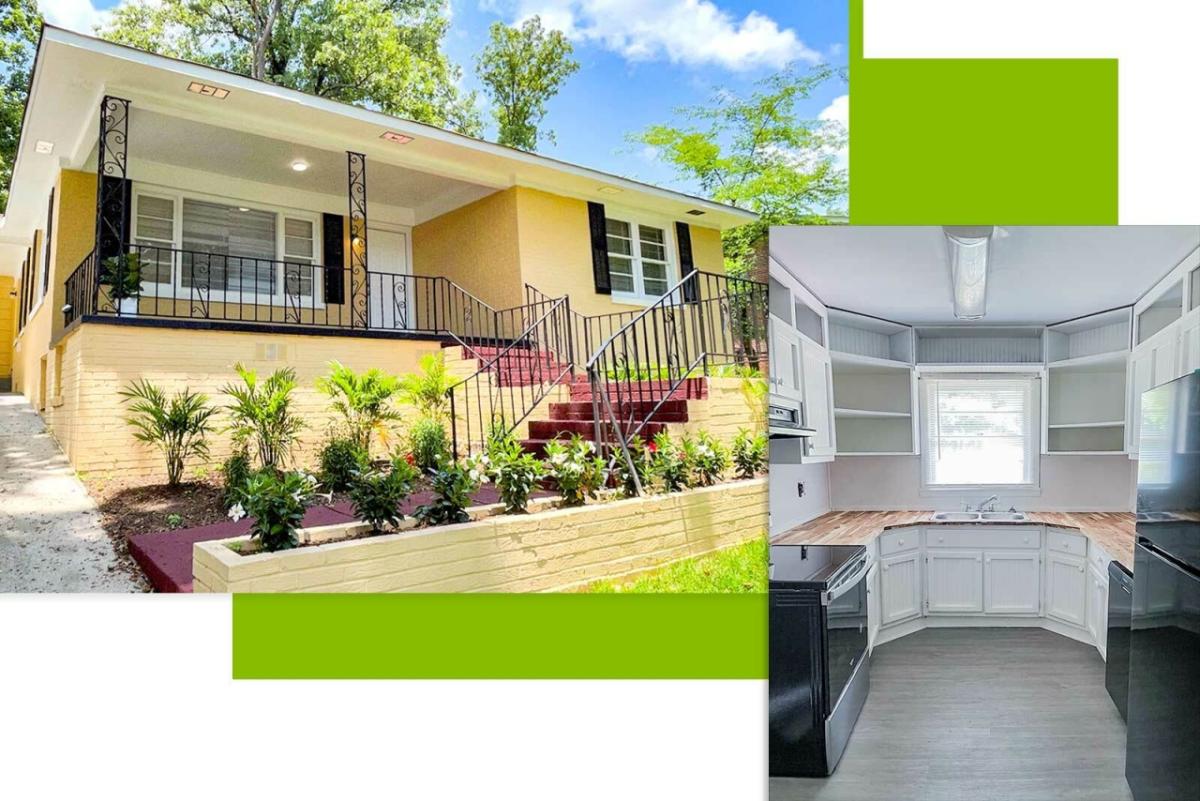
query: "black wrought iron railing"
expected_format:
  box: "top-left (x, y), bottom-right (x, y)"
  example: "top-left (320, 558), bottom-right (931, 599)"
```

top-left (525, 283), bottom-right (642, 369)
top-left (59, 243), bottom-right (540, 360)
top-left (447, 295), bottom-right (575, 457)
top-left (584, 269), bottom-right (767, 493)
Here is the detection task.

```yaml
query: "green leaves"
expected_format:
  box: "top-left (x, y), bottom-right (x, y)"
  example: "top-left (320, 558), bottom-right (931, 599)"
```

top-left (317, 361), bottom-right (402, 453)
top-left (239, 470), bottom-right (317, 552)
top-left (349, 452), bottom-right (419, 534)
top-left (488, 439), bottom-right (546, 514)
top-left (732, 428), bottom-right (767, 479)
top-left (414, 457), bottom-right (480, 526)
top-left (543, 434), bottom-right (604, 507)
top-left (221, 363), bottom-right (304, 471)
top-left (119, 379), bottom-right (218, 485)
top-left (476, 15), bottom-right (579, 151)
top-left (398, 351), bottom-right (452, 420)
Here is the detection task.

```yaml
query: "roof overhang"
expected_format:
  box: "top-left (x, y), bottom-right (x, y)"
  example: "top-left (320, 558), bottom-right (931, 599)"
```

top-left (1, 26), bottom-right (755, 274)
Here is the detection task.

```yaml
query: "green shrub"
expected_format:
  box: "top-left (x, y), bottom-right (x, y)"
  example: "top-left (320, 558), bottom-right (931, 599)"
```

top-left (613, 434), bottom-right (655, 497)
top-left (399, 352), bottom-right (453, 419)
top-left (316, 361), bottom-right (402, 452)
top-left (237, 471), bottom-right (316, 552)
top-left (489, 439), bottom-right (545, 513)
top-left (119, 379), bottom-right (218, 485)
top-left (486, 415), bottom-right (516, 455)
top-left (349, 454), bottom-right (420, 533)
top-left (409, 415), bottom-right (449, 471)
top-left (221, 449), bottom-right (253, 508)
top-left (319, 437), bottom-right (369, 492)
top-left (688, 431), bottom-right (729, 487)
top-left (651, 430), bottom-right (692, 492)
top-left (415, 458), bottom-right (480, 526)
top-left (732, 428), bottom-right (767, 479)
top-left (543, 435), bottom-right (605, 507)
top-left (222, 364), bottom-right (305, 470)
top-left (99, 252), bottom-right (142, 300)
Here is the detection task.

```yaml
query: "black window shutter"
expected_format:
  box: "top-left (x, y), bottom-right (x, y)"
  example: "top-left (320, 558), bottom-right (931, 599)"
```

top-left (42, 189), bottom-right (55, 294)
top-left (97, 176), bottom-right (132, 262)
top-left (676, 221), bottom-right (699, 302)
top-left (322, 213), bottom-right (345, 304)
top-left (587, 201), bottom-right (611, 294)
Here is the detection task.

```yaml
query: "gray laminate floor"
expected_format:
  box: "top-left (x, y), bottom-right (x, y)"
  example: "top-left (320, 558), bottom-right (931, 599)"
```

top-left (770, 628), bottom-right (1133, 801)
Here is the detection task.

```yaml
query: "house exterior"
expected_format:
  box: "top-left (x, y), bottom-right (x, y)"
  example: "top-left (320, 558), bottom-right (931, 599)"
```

top-left (0, 26), bottom-right (758, 479)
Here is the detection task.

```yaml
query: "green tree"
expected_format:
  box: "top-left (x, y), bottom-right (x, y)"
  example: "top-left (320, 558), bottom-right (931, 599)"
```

top-left (631, 65), bottom-right (847, 275)
top-left (0, 0), bottom-right (41, 209)
top-left (475, 16), bottom-right (578, 151)
top-left (98, 0), bottom-right (482, 135)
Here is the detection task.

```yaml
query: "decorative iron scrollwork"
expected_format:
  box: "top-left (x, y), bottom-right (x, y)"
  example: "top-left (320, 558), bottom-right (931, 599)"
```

top-left (347, 151), bottom-right (369, 328)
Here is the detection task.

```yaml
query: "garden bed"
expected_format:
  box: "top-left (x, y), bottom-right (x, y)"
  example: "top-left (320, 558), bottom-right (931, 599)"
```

top-left (193, 478), bottom-right (767, 593)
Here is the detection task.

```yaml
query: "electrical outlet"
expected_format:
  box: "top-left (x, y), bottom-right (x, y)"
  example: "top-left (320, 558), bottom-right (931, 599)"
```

top-left (797, 482), bottom-right (805, 498)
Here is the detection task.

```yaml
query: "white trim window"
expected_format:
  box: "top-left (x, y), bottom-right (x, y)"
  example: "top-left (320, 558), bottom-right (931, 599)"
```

top-left (606, 216), bottom-right (673, 300)
top-left (920, 375), bottom-right (1041, 490)
top-left (131, 188), bottom-right (320, 303)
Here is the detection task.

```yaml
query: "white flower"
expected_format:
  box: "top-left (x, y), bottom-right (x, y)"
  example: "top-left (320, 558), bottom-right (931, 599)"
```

top-left (227, 503), bottom-right (246, 522)
top-left (551, 453), bottom-right (567, 465)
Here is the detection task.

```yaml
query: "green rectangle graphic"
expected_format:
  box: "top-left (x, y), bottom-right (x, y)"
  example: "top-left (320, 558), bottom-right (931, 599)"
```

top-left (232, 593), bottom-right (767, 679)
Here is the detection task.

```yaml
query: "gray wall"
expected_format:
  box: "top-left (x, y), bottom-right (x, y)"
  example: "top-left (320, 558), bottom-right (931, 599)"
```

top-left (769, 456), bottom-right (831, 535)
top-left (827, 454), bottom-right (1137, 512)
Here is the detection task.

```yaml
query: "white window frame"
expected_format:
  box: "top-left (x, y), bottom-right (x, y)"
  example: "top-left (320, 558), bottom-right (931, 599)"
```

top-left (604, 209), bottom-right (678, 304)
top-left (919, 372), bottom-right (1042, 495)
top-left (130, 185), bottom-right (324, 308)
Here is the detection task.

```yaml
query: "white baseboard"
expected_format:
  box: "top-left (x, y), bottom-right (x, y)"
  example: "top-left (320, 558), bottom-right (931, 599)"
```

top-left (876, 614), bottom-right (1098, 652)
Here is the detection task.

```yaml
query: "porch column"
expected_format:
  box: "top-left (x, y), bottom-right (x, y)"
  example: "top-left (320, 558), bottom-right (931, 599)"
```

top-left (95, 95), bottom-right (131, 314)
top-left (347, 150), bottom-right (369, 328)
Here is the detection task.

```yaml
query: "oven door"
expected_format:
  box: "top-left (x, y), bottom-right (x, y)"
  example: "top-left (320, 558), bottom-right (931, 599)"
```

top-left (823, 555), bottom-right (870, 713)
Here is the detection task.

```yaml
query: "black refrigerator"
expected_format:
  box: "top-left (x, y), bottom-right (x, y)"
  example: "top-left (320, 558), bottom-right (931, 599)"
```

top-left (1126, 370), bottom-right (1200, 801)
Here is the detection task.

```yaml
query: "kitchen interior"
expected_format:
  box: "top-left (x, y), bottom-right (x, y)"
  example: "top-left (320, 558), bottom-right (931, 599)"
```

top-left (766, 226), bottom-right (1200, 801)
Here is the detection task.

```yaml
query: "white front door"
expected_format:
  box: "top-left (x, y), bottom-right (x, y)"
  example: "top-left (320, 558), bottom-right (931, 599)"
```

top-left (367, 228), bottom-right (411, 329)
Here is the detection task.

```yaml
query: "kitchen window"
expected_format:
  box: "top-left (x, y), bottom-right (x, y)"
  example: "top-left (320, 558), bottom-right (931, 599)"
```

top-left (132, 189), bottom-right (319, 301)
top-left (606, 217), bottom-right (673, 300)
top-left (920, 375), bottom-right (1040, 489)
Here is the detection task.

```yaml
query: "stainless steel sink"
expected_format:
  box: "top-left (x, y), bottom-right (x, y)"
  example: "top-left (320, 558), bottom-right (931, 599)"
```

top-left (979, 512), bottom-right (1027, 521)
top-left (932, 512), bottom-right (982, 521)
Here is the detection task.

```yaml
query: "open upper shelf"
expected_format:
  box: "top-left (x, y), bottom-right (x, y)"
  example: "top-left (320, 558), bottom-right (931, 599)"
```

top-left (1046, 351), bottom-right (1128, 371)
top-left (1047, 421), bottom-right (1124, 429)
top-left (915, 326), bottom-right (1044, 365)
top-left (834, 408), bottom-right (912, 419)
top-left (828, 308), bottom-right (913, 365)
top-left (1046, 307), bottom-right (1132, 364)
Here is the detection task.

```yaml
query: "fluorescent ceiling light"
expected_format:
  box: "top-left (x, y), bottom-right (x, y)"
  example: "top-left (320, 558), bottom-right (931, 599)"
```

top-left (34, 140), bottom-right (54, 154)
top-left (290, 159), bottom-right (309, 172)
top-left (944, 226), bottom-right (994, 320)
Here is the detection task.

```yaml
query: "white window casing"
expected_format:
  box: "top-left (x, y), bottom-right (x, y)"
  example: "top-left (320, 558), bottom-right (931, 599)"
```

top-left (604, 212), bottom-right (677, 302)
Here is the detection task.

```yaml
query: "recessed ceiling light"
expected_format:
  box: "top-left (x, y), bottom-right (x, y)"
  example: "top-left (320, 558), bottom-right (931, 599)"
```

top-left (237, 207), bottom-right (250, 212)
top-left (597, 186), bottom-right (622, 195)
top-left (290, 160), bottom-right (309, 172)
top-left (34, 140), bottom-right (54, 154)
top-left (685, 209), bottom-right (705, 216)
top-left (380, 131), bottom-right (413, 144)
top-left (187, 81), bottom-right (229, 99)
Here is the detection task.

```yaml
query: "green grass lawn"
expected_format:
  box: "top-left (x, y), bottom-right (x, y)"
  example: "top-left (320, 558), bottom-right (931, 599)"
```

top-left (585, 536), bottom-right (768, 593)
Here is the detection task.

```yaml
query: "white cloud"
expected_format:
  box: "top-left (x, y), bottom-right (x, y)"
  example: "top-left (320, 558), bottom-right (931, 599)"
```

top-left (39, 0), bottom-right (112, 33)
top-left (819, 93), bottom-right (848, 170)
top-left (511, 0), bottom-right (820, 71)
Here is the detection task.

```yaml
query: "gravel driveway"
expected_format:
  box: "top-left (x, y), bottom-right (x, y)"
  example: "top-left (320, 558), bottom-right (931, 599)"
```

top-left (0, 394), bottom-right (143, 592)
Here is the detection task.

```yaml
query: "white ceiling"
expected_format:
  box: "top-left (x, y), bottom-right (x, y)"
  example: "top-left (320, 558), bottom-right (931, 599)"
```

top-left (770, 226), bottom-right (1200, 325)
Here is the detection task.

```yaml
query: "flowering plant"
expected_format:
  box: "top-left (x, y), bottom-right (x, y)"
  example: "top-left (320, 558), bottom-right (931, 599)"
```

top-left (488, 439), bottom-right (545, 513)
top-left (687, 431), bottom-right (729, 487)
top-left (613, 434), bottom-right (655, 497)
top-left (415, 457), bottom-right (481, 526)
top-left (732, 428), bottom-right (767, 479)
top-left (543, 434), bottom-right (605, 507)
top-left (652, 430), bottom-right (692, 492)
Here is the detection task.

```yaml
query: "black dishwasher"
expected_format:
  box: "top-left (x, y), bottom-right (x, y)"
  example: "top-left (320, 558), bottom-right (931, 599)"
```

top-left (1105, 560), bottom-right (1133, 721)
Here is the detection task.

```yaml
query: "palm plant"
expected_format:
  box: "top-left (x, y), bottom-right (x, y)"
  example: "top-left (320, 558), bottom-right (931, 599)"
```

top-left (399, 352), bottom-right (453, 420)
top-left (221, 363), bottom-right (305, 471)
top-left (120, 379), bottom-right (218, 485)
top-left (316, 361), bottom-right (402, 451)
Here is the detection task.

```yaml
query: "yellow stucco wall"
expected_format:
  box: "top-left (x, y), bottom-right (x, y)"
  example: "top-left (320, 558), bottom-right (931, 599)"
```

top-left (411, 188), bottom-right (523, 310)
top-left (194, 477), bottom-right (767, 593)
top-left (0, 275), bottom-right (14, 382)
top-left (46, 323), bottom-right (441, 479)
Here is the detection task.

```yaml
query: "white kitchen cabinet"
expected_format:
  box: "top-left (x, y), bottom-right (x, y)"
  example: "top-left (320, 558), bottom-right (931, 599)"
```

top-left (880, 551), bottom-right (921, 626)
top-left (1178, 309), bottom-right (1200, 376)
top-left (1046, 551), bottom-right (1088, 628)
top-left (866, 561), bottom-right (881, 652)
top-left (1128, 329), bottom-right (1179, 455)
top-left (800, 338), bottom-right (836, 460)
top-left (925, 549), bottom-right (984, 614)
top-left (1088, 563), bottom-right (1108, 659)
top-left (984, 551), bottom-right (1042, 615)
top-left (768, 317), bottom-right (803, 401)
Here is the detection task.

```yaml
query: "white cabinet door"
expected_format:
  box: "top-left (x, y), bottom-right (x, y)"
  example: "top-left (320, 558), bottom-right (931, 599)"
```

top-left (1046, 552), bottom-right (1088, 628)
top-left (1088, 564), bottom-right (1108, 657)
top-left (983, 550), bottom-right (1041, 615)
top-left (866, 562), bottom-right (881, 652)
top-left (800, 339), bottom-right (836, 459)
top-left (926, 549), bottom-right (984, 614)
top-left (880, 551), bottom-right (921, 625)
top-left (1129, 330), bottom-right (1181, 454)
top-left (768, 317), bottom-right (802, 401)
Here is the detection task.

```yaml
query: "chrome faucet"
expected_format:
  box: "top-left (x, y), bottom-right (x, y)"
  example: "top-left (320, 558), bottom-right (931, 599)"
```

top-left (972, 495), bottom-right (999, 512)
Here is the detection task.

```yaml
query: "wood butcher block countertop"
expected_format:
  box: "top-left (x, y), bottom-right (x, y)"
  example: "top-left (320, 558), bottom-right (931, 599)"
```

top-left (771, 511), bottom-right (1138, 569)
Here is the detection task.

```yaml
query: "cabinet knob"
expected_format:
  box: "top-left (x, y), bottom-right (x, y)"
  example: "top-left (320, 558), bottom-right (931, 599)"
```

top-left (1079, 565), bottom-right (1085, 573)
top-left (986, 558), bottom-right (992, 563)
top-left (898, 539), bottom-right (905, 546)
top-left (883, 564), bottom-right (889, 571)
top-left (938, 536), bottom-right (944, 543)
top-left (1023, 537), bottom-right (1029, 544)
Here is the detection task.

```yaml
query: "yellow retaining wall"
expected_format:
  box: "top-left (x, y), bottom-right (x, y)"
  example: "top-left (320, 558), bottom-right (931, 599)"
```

top-left (0, 275), bottom-right (14, 383)
top-left (674, 376), bottom-right (767, 442)
top-left (47, 323), bottom-right (442, 479)
top-left (193, 477), bottom-right (766, 593)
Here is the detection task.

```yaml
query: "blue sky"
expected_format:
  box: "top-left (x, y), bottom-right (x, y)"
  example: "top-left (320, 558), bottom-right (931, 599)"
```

top-left (41, 0), bottom-right (847, 199)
